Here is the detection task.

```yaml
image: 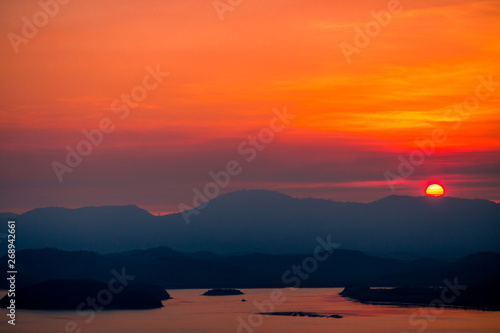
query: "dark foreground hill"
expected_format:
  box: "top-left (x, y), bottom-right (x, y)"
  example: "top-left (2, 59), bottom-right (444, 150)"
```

top-left (340, 277), bottom-right (500, 310)
top-left (2, 190), bottom-right (499, 259)
top-left (0, 279), bottom-right (166, 310)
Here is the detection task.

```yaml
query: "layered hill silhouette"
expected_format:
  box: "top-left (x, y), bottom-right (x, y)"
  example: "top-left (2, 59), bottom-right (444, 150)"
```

top-left (1, 247), bottom-right (499, 290)
top-left (2, 190), bottom-right (499, 259)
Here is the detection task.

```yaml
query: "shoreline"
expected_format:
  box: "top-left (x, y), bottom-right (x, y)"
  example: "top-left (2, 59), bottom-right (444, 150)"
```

top-left (342, 296), bottom-right (500, 312)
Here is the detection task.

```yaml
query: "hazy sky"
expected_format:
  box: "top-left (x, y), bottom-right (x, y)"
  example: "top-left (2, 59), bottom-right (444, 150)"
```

top-left (1, 0), bottom-right (499, 214)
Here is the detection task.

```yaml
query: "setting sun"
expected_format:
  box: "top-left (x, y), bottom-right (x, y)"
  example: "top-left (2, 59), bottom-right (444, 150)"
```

top-left (426, 184), bottom-right (445, 197)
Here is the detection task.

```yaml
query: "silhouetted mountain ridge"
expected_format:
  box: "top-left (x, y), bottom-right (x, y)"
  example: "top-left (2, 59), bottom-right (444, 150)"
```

top-left (22, 204), bottom-right (152, 219)
top-left (2, 190), bottom-right (499, 258)
top-left (1, 248), bottom-right (498, 291)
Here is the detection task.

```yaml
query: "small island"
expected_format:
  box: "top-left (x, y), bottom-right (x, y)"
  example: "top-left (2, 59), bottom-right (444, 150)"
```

top-left (0, 279), bottom-right (169, 310)
top-left (258, 312), bottom-right (342, 319)
top-left (202, 288), bottom-right (244, 296)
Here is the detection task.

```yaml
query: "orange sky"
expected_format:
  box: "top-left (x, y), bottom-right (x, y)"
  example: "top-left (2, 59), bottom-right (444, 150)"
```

top-left (1, 0), bottom-right (499, 213)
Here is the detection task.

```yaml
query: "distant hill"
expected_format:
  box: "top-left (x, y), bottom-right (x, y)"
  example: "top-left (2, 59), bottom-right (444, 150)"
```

top-left (0, 212), bottom-right (17, 220)
top-left (2, 190), bottom-right (499, 258)
top-left (2, 247), bottom-right (499, 290)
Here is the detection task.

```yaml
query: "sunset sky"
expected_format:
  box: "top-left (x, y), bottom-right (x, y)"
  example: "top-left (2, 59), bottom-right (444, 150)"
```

top-left (1, 0), bottom-right (499, 214)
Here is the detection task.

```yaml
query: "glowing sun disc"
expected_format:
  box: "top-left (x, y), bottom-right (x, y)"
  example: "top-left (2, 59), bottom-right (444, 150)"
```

top-left (426, 184), bottom-right (444, 197)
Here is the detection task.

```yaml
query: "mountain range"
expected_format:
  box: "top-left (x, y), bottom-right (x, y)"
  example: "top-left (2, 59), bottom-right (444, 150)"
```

top-left (1, 247), bottom-right (499, 290)
top-left (2, 190), bottom-right (499, 259)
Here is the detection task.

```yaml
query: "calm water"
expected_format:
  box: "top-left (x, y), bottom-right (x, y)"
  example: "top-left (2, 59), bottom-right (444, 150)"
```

top-left (1, 288), bottom-right (499, 333)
